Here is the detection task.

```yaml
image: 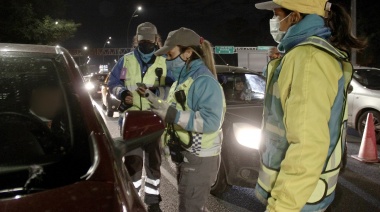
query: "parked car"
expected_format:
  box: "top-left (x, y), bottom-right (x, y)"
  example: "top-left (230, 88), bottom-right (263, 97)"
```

top-left (211, 65), bottom-right (265, 195)
top-left (0, 43), bottom-right (164, 211)
top-left (101, 73), bottom-right (121, 117)
top-left (84, 73), bottom-right (108, 99)
top-left (347, 66), bottom-right (380, 143)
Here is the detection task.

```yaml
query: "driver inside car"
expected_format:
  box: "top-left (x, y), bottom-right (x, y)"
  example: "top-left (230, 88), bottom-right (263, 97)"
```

top-left (29, 84), bottom-right (63, 129)
top-left (234, 77), bottom-right (247, 101)
top-left (28, 77), bottom-right (68, 154)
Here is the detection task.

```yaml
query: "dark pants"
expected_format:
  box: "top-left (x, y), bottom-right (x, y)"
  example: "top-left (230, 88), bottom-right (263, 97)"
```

top-left (177, 151), bottom-right (220, 212)
top-left (123, 138), bottom-right (162, 205)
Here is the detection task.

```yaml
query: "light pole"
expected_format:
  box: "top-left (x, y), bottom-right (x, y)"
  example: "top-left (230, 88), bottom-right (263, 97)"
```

top-left (351, 0), bottom-right (357, 65)
top-left (126, 6), bottom-right (142, 49)
top-left (102, 36), bottom-right (112, 65)
top-left (81, 46), bottom-right (88, 74)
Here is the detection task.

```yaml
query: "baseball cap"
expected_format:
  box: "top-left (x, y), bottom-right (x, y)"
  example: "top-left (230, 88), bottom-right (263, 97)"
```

top-left (155, 27), bottom-right (201, 56)
top-left (136, 22), bottom-right (157, 42)
top-left (255, 0), bottom-right (329, 17)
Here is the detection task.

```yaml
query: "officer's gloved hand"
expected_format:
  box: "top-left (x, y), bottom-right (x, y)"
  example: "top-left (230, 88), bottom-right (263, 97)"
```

top-left (145, 89), bottom-right (178, 124)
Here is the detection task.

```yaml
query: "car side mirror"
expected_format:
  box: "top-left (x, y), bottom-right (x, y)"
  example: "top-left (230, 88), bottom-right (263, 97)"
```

top-left (348, 84), bottom-right (353, 94)
top-left (114, 111), bottom-right (164, 155)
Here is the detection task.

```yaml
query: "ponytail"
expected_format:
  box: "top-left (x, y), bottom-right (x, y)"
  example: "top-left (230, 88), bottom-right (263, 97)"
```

top-left (181, 39), bottom-right (217, 78)
top-left (200, 40), bottom-right (217, 78)
top-left (326, 3), bottom-right (367, 51)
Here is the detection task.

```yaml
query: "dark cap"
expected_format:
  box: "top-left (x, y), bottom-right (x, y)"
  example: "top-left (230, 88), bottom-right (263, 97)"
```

top-left (155, 27), bottom-right (201, 56)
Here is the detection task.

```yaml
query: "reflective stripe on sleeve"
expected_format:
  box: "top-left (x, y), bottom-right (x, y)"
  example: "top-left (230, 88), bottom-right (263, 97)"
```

top-left (193, 111), bottom-right (204, 132)
top-left (177, 111), bottom-right (191, 129)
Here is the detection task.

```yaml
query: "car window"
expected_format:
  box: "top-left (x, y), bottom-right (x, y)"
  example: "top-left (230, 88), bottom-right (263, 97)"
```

top-left (353, 68), bottom-right (380, 90)
top-left (218, 73), bottom-right (265, 105)
top-left (0, 52), bottom-right (92, 193)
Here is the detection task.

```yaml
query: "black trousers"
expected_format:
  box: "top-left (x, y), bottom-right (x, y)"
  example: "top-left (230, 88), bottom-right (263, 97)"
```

top-left (123, 138), bottom-right (162, 205)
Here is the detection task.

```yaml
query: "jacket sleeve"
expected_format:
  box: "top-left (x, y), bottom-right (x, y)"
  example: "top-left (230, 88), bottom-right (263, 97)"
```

top-left (267, 48), bottom-right (341, 211)
top-left (108, 57), bottom-right (128, 100)
top-left (174, 76), bottom-right (224, 133)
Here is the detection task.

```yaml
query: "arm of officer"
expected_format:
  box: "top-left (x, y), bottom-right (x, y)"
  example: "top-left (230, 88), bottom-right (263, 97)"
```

top-left (175, 76), bottom-right (224, 133)
top-left (108, 57), bottom-right (129, 100)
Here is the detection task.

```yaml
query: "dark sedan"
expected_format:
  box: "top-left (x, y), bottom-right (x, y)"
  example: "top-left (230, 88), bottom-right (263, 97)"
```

top-left (0, 43), bottom-right (164, 211)
top-left (211, 65), bottom-right (265, 195)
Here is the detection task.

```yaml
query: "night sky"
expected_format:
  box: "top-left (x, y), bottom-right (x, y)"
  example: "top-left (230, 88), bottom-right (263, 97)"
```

top-left (61, 0), bottom-right (378, 67)
top-left (62, 0), bottom-right (275, 49)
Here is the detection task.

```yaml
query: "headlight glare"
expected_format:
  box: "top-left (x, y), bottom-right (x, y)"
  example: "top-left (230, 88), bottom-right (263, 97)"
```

top-left (233, 123), bottom-right (261, 149)
top-left (85, 82), bottom-right (95, 90)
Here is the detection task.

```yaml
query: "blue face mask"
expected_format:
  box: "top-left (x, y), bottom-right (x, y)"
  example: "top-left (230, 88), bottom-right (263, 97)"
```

top-left (138, 48), bottom-right (155, 63)
top-left (166, 54), bottom-right (186, 80)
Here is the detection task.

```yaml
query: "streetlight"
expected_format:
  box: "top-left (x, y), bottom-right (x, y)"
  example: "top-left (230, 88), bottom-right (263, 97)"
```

top-left (103, 36), bottom-right (112, 65)
top-left (126, 6), bottom-right (142, 49)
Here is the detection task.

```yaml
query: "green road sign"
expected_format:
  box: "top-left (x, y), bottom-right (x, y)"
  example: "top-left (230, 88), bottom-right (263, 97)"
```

top-left (257, 46), bottom-right (273, 51)
top-left (215, 46), bottom-right (235, 54)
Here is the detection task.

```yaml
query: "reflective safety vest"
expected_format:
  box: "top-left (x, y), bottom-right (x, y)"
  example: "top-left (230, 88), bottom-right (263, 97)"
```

top-left (256, 36), bottom-right (352, 210)
top-left (164, 75), bottom-right (226, 157)
top-left (123, 53), bottom-right (167, 111)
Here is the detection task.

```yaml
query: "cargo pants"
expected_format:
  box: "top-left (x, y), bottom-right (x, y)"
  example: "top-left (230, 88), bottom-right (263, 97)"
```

top-left (123, 138), bottom-right (162, 205)
top-left (177, 151), bottom-right (220, 212)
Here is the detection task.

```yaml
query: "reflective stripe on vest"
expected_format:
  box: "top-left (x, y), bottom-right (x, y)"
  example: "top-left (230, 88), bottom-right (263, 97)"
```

top-left (164, 75), bottom-right (225, 157)
top-left (123, 54), bottom-right (167, 111)
top-left (257, 36), bottom-right (353, 204)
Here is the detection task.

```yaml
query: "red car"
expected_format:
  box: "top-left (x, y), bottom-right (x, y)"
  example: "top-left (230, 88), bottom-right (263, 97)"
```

top-left (0, 43), bottom-right (164, 211)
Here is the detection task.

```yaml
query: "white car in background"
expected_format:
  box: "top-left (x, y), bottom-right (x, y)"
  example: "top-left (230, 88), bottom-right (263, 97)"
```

top-left (347, 66), bottom-right (380, 143)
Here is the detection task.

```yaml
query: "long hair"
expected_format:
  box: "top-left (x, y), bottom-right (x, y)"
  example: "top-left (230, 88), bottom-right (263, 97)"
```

top-left (180, 40), bottom-right (217, 78)
top-left (326, 3), bottom-right (367, 51)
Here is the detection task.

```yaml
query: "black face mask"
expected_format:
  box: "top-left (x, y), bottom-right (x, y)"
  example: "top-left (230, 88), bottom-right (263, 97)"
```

top-left (138, 42), bottom-right (156, 54)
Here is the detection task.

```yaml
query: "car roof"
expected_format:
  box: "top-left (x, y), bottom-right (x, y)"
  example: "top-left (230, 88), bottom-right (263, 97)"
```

top-left (0, 43), bottom-right (65, 55)
top-left (216, 65), bottom-right (259, 74)
top-left (353, 66), bottom-right (380, 70)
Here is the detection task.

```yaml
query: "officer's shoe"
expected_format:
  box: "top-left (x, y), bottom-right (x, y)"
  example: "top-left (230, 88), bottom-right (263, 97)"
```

top-left (147, 203), bottom-right (162, 212)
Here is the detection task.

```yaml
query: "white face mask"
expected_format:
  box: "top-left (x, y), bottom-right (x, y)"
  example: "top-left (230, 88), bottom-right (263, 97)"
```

top-left (269, 13), bottom-right (292, 43)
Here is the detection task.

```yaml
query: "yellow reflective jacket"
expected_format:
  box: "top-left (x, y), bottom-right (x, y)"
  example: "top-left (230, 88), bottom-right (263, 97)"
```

top-left (255, 37), bottom-right (352, 212)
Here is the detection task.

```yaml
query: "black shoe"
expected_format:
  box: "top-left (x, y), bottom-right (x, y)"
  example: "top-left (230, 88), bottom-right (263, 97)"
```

top-left (147, 203), bottom-right (162, 212)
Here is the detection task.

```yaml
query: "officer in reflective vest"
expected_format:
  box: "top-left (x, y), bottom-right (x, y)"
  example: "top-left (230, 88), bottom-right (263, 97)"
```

top-left (145, 27), bottom-right (226, 212)
top-left (254, 0), bottom-right (367, 211)
top-left (108, 22), bottom-right (171, 212)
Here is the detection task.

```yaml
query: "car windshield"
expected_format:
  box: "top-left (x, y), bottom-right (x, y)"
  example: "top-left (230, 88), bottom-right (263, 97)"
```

top-left (0, 52), bottom-right (92, 196)
top-left (353, 68), bottom-right (380, 90)
top-left (218, 73), bottom-right (265, 105)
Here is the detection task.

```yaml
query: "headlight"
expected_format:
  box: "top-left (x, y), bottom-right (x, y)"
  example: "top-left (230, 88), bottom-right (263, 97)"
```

top-left (233, 123), bottom-right (261, 149)
top-left (85, 82), bottom-right (95, 90)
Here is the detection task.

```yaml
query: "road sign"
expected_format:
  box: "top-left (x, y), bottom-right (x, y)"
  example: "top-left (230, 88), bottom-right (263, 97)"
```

top-left (257, 46), bottom-right (273, 51)
top-left (215, 46), bottom-right (235, 54)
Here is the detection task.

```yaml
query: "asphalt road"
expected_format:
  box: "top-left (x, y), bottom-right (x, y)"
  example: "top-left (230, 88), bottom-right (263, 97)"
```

top-left (94, 99), bottom-right (380, 212)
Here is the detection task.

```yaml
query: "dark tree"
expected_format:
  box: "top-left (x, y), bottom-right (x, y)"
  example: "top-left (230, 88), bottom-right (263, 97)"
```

top-left (0, 0), bottom-right (80, 45)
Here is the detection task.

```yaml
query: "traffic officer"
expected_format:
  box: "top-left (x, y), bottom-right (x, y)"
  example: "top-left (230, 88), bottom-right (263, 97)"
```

top-left (254, 0), bottom-right (367, 211)
top-left (108, 22), bottom-right (170, 212)
top-left (145, 27), bottom-right (226, 212)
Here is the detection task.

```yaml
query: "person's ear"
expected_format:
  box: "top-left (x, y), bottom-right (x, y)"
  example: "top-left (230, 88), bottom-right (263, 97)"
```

top-left (291, 11), bottom-right (302, 24)
top-left (182, 48), bottom-right (193, 61)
